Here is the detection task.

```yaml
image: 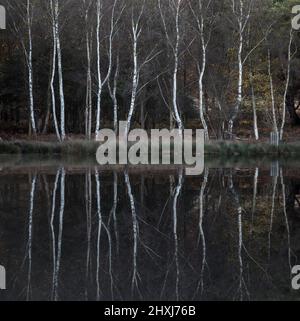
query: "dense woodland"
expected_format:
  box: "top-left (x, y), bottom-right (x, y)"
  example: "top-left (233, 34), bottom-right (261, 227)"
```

top-left (0, 0), bottom-right (299, 142)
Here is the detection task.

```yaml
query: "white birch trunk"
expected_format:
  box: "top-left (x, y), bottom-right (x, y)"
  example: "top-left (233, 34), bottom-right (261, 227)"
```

top-left (49, 0), bottom-right (61, 141)
top-left (95, 0), bottom-right (117, 139)
top-left (173, 0), bottom-right (183, 136)
top-left (95, 0), bottom-right (102, 140)
top-left (109, 57), bottom-right (119, 134)
top-left (125, 19), bottom-right (140, 137)
top-left (26, 0), bottom-right (37, 135)
top-left (228, 0), bottom-right (249, 139)
top-left (268, 50), bottom-right (278, 138)
top-left (54, 0), bottom-right (66, 141)
top-left (280, 29), bottom-right (293, 141)
top-left (195, 0), bottom-right (209, 140)
top-left (85, 8), bottom-right (92, 140)
top-left (249, 69), bottom-right (259, 140)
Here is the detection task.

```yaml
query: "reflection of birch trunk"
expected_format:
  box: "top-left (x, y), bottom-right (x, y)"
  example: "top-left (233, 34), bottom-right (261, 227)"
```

top-left (50, 169), bottom-right (60, 300)
top-left (26, 173), bottom-right (37, 300)
top-left (173, 169), bottom-right (183, 301)
top-left (85, 169), bottom-right (92, 299)
top-left (195, 168), bottom-right (208, 297)
top-left (268, 174), bottom-right (278, 261)
top-left (109, 172), bottom-right (119, 254)
top-left (251, 168), bottom-right (259, 232)
top-left (95, 168), bottom-right (102, 300)
top-left (124, 172), bottom-right (140, 297)
top-left (102, 223), bottom-right (114, 300)
top-left (229, 173), bottom-right (248, 301)
top-left (53, 168), bottom-right (65, 301)
top-left (280, 169), bottom-right (291, 274)
top-left (268, 173), bottom-right (278, 262)
top-left (95, 169), bottom-right (114, 300)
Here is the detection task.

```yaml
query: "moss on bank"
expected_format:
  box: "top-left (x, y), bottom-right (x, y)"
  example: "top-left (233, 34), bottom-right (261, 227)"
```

top-left (1, 139), bottom-right (300, 159)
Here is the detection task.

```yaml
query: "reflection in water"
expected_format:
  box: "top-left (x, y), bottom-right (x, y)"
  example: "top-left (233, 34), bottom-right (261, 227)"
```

top-left (281, 169), bottom-right (292, 280)
top-left (85, 169), bottom-right (92, 300)
top-left (124, 171), bottom-right (140, 298)
top-left (268, 167), bottom-right (278, 262)
top-left (173, 169), bottom-right (183, 301)
top-left (50, 169), bottom-right (60, 301)
top-left (194, 168), bottom-right (209, 298)
top-left (1, 163), bottom-right (300, 301)
top-left (26, 173), bottom-right (36, 301)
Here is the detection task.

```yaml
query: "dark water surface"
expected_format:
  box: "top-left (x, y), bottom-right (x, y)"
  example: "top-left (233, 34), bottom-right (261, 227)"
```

top-left (0, 158), bottom-right (300, 301)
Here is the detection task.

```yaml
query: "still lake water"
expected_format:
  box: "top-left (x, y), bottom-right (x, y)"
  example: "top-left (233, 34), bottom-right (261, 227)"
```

top-left (0, 156), bottom-right (300, 301)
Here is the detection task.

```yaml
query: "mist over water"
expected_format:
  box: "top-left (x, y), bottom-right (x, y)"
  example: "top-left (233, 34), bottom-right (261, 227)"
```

top-left (0, 160), bottom-right (299, 301)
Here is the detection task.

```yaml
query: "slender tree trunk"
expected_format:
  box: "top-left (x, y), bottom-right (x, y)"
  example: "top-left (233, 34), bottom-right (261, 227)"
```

top-left (109, 56), bottom-right (119, 134)
top-left (95, 0), bottom-right (102, 140)
top-left (172, 0), bottom-right (183, 136)
top-left (85, 25), bottom-right (92, 140)
top-left (228, 0), bottom-right (248, 139)
top-left (268, 49), bottom-right (278, 142)
top-left (54, 0), bottom-right (66, 141)
top-left (197, 0), bottom-right (209, 140)
top-left (280, 29), bottom-right (293, 141)
top-left (50, 0), bottom-right (61, 141)
top-left (249, 67), bottom-right (259, 140)
top-left (95, 0), bottom-right (116, 139)
top-left (27, 0), bottom-right (37, 135)
top-left (125, 19), bottom-right (140, 137)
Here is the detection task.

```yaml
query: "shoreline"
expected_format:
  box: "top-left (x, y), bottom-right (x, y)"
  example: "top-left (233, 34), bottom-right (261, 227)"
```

top-left (1, 139), bottom-right (300, 158)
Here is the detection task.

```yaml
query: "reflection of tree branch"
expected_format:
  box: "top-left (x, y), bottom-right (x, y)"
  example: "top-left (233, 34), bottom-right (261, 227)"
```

top-left (26, 173), bottom-right (37, 301)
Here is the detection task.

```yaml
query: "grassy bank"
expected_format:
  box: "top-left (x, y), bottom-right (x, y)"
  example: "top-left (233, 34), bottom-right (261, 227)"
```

top-left (1, 139), bottom-right (300, 158)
